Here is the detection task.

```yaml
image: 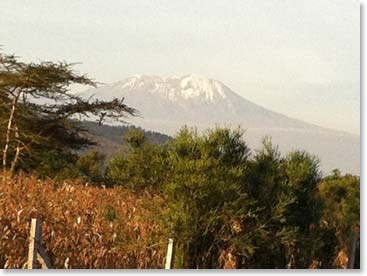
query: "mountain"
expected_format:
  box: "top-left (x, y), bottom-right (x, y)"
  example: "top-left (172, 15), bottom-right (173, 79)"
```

top-left (82, 75), bottom-right (360, 175)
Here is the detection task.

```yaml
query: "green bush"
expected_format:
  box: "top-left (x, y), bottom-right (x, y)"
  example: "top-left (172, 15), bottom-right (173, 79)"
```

top-left (103, 127), bottom-right (359, 268)
top-left (76, 151), bottom-right (105, 184)
top-left (107, 129), bottom-right (169, 190)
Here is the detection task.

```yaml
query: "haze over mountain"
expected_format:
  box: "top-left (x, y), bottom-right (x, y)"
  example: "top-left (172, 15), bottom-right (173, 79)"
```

top-left (83, 75), bottom-right (360, 175)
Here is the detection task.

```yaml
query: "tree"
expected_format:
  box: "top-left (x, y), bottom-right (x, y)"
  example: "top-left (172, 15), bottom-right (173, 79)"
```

top-left (242, 139), bottom-right (324, 268)
top-left (242, 138), bottom-right (298, 268)
top-left (0, 51), bottom-right (136, 176)
top-left (163, 127), bottom-right (257, 268)
top-left (318, 172), bottom-right (360, 268)
top-left (107, 129), bottom-right (170, 190)
top-left (282, 150), bottom-right (323, 268)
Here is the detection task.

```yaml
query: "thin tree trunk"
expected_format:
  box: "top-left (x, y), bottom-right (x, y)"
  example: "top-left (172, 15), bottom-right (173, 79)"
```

top-left (285, 246), bottom-right (294, 269)
top-left (10, 124), bottom-right (22, 173)
top-left (347, 231), bottom-right (359, 269)
top-left (2, 89), bottom-right (21, 176)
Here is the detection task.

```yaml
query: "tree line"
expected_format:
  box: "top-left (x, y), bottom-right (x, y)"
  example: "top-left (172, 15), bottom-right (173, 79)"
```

top-left (105, 128), bottom-right (359, 268)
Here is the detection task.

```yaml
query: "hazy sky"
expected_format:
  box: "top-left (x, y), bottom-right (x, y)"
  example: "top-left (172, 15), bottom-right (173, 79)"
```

top-left (0, 0), bottom-right (360, 134)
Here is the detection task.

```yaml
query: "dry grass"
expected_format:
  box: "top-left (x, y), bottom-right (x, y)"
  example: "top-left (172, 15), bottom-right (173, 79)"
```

top-left (0, 173), bottom-right (168, 269)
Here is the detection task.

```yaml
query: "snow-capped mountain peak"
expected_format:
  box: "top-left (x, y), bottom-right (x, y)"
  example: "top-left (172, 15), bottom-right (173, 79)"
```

top-left (114, 74), bottom-right (229, 103)
top-left (179, 75), bottom-right (227, 101)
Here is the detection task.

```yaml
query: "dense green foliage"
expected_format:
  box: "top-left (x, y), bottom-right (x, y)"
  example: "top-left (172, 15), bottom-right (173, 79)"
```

top-left (163, 128), bottom-right (253, 268)
top-left (318, 171), bottom-right (360, 268)
top-left (107, 127), bottom-right (360, 268)
top-left (107, 129), bottom-right (170, 190)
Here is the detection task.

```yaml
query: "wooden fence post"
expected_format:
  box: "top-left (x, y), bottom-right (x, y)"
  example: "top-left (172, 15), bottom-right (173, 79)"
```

top-left (27, 218), bottom-right (52, 269)
top-left (165, 238), bottom-right (175, 269)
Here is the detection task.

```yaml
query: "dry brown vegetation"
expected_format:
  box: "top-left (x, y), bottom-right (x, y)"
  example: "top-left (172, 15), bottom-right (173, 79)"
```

top-left (0, 174), bottom-right (168, 269)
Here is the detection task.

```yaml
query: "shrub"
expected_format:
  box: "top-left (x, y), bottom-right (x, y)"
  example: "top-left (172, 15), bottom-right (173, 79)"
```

top-left (107, 130), bottom-right (169, 190)
top-left (76, 151), bottom-right (105, 184)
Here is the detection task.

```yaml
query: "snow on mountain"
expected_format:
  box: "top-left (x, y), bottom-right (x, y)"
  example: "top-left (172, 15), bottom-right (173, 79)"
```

top-left (82, 75), bottom-right (360, 175)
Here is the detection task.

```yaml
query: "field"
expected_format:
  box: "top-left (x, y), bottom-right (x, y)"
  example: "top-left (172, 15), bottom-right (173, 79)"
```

top-left (0, 174), bottom-right (168, 269)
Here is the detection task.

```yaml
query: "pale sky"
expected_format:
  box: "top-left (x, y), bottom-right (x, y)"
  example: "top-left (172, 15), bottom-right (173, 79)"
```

top-left (0, 0), bottom-right (360, 134)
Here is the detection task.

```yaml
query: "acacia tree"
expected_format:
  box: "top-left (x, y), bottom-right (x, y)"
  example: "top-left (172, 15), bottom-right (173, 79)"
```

top-left (0, 52), bottom-right (136, 175)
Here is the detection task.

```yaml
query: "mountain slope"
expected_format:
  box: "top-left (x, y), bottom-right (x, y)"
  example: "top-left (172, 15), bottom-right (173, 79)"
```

top-left (82, 75), bottom-right (360, 175)
top-left (79, 121), bottom-right (171, 162)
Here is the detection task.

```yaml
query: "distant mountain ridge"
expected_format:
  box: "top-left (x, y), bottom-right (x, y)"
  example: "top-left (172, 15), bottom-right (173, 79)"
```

top-left (82, 75), bottom-right (360, 175)
top-left (79, 121), bottom-right (171, 162)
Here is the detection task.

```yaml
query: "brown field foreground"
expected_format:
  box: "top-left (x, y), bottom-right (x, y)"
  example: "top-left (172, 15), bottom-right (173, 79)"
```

top-left (0, 174), bottom-right (168, 269)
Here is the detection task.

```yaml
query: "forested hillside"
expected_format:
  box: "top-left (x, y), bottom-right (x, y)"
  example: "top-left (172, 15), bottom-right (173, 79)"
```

top-left (82, 121), bottom-right (171, 145)
top-left (79, 121), bottom-right (171, 163)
